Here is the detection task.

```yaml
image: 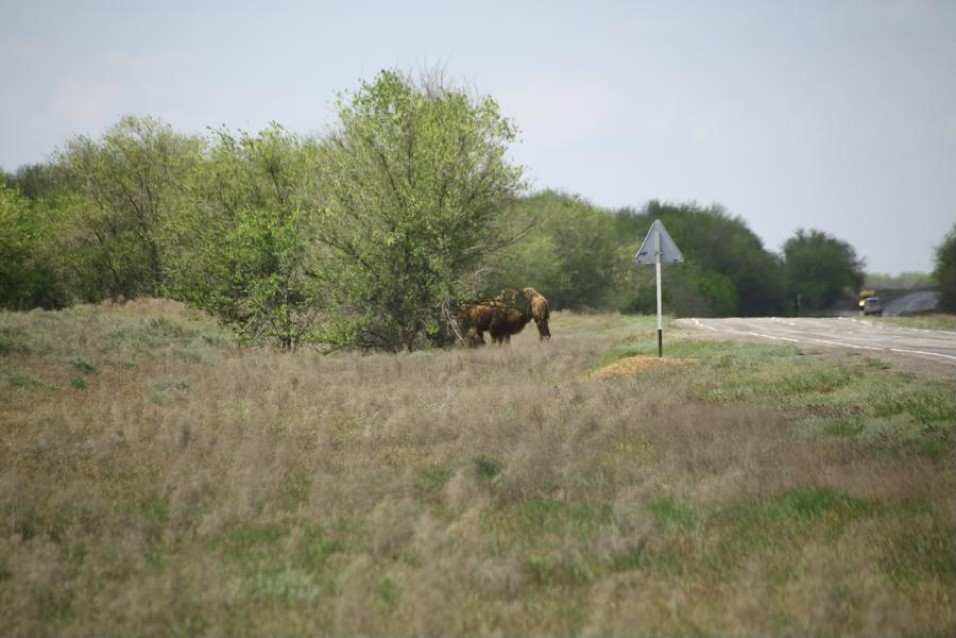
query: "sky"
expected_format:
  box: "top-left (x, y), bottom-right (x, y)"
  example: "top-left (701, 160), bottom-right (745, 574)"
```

top-left (2, 0), bottom-right (954, 275)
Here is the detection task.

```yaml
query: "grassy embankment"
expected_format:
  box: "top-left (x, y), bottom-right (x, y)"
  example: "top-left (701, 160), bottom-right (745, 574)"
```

top-left (1, 299), bottom-right (953, 637)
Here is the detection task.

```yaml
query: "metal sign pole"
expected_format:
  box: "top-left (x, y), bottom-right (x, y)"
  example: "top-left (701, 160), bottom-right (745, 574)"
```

top-left (634, 219), bottom-right (684, 359)
top-left (655, 229), bottom-right (663, 357)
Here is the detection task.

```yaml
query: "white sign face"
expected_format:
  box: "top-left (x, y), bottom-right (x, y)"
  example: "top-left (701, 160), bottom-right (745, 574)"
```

top-left (635, 219), bottom-right (684, 265)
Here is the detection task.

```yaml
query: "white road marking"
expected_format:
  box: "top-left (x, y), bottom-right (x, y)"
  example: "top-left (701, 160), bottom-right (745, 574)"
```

top-left (890, 348), bottom-right (956, 362)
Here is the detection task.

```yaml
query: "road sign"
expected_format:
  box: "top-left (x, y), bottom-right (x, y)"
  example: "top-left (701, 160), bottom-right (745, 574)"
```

top-left (635, 219), bottom-right (684, 265)
top-left (634, 219), bottom-right (684, 357)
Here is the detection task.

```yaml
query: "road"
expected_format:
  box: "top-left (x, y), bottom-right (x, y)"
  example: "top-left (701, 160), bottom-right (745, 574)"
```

top-left (884, 291), bottom-right (940, 316)
top-left (675, 316), bottom-right (956, 368)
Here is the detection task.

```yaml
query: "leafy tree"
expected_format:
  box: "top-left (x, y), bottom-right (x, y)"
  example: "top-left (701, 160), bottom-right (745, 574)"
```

top-left (932, 223), bottom-right (956, 313)
top-left (4, 163), bottom-right (61, 200)
top-left (168, 124), bottom-right (324, 350)
top-left (0, 183), bottom-right (30, 306)
top-left (0, 183), bottom-right (64, 308)
top-left (481, 191), bottom-right (621, 310)
top-left (317, 69), bottom-right (525, 351)
top-left (53, 115), bottom-right (201, 301)
top-left (783, 228), bottom-right (864, 310)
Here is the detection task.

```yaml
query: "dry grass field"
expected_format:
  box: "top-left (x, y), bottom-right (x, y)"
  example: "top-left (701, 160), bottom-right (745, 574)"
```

top-left (1, 299), bottom-right (953, 637)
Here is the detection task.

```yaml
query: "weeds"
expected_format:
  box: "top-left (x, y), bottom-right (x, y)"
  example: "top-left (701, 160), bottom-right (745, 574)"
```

top-left (0, 301), bottom-right (952, 637)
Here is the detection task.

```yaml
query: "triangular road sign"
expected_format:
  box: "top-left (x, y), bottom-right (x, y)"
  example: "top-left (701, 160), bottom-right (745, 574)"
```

top-left (635, 219), bottom-right (684, 265)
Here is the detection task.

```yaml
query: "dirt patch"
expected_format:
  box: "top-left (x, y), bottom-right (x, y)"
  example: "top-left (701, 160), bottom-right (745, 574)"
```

top-left (592, 355), bottom-right (699, 380)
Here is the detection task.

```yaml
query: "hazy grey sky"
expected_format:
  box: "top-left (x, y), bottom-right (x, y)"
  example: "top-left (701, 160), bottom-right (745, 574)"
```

top-left (2, 0), bottom-right (954, 274)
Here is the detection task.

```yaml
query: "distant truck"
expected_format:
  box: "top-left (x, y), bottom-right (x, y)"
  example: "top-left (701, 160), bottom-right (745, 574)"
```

top-left (858, 289), bottom-right (876, 312)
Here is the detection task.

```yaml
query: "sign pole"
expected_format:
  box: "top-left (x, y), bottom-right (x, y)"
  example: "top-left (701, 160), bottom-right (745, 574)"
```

top-left (655, 230), bottom-right (663, 357)
top-left (634, 219), bottom-right (684, 359)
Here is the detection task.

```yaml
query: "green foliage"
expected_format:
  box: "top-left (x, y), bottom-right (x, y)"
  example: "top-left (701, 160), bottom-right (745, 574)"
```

top-left (482, 191), bottom-right (620, 310)
top-left (474, 454), bottom-right (503, 480)
top-left (783, 228), bottom-right (864, 310)
top-left (167, 124), bottom-right (324, 350)
top-left (0, 184), bottom-right (37, 307)
top-left (3, 163), bottom-right (60, 200)
top-left (52, 116), bottom-right (202, 302)
top-left (316, 69), bottom-right (525, 350)
top-left (667, 261), bottom-right (740, 317)
top-left (0, 183), bottom-right (65, 309)
top-left (931, 223), bottom-right (955, 313)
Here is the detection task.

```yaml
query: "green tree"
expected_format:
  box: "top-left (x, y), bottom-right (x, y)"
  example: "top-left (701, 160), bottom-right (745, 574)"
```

top-left (783, 228), bottom-right (864, 311)
top-left (5, 163), bottom-right (60, 200)
top-left (481, 191), bottom-right (621, 310)
top-left (317, 69), bottom-right (525, 351)
top-left (168, 124), bottom-right (324, 349)
top-left (54, 115), bottom-right (201, 300)
top-left (0, 182), bottom-right (64, 308)
top-left (932, 223), bottom-right (956, 313)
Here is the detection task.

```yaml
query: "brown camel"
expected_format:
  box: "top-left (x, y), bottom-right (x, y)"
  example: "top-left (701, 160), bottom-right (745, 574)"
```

top-left (458, 287), bottom-right (550, 346)
top-left (523, 287), bottom-right (551, 341)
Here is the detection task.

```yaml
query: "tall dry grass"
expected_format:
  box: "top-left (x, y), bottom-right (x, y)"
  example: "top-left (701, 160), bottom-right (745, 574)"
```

top-left (0, 300), bottom-right (953, 636)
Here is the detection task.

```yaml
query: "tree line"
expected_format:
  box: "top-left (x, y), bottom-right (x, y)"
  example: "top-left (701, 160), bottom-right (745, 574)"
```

top-left (2, 69), bottom-right (952, 350)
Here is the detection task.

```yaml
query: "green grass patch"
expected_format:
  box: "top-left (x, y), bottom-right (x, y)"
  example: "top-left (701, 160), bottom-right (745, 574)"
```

top-left (0, 325), bottom-right (31, 355)
top-left (222, 524), bottom-right (341, 607)
top-left (881, 526), bottom-right (956, 584)
top-left (888, 315), bottom-right (956, 331)
top-left (0, 302), bottom-right (235, 369)
top-left (221, 524), bottom-right (287, 562)
top-left (378, 575), bottom-right (401, 608)
top-left (484, 498), bottom-right (615, 548)
top-left (282, 468), bottom-right (312, 511)
top-left (299, 528), bottom-right (348, 573)
top-left (873, 384), bottom-right (953, 424)
top-left (415, 464), bottom-right (455, 492)
top-left (705, 487), bottom-right (884, 575)
top-left (5, 369), bottom-right (47, 387)
top-left (474, 455), bottom-right (503, 481)
top-left (649, 495), bottom-right (697, 530)
top-left (523, 552), bottom-right (596, 588)
top-left (676, 339), bottom-right (955, 459)
top-left (68, 357), bottom-right (96, 373)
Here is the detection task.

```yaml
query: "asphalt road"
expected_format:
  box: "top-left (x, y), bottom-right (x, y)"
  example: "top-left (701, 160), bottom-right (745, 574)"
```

top-left (675, 316), bottom-right (956, 367)
top-left (884, 291), bottom-right (940, 317)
